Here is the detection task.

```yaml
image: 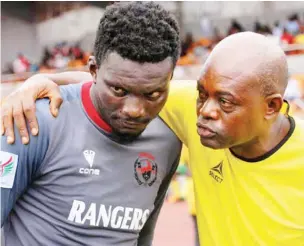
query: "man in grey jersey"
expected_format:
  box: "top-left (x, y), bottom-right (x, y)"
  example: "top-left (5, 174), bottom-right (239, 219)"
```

top-left (0, 2), bottom-right (182, 245)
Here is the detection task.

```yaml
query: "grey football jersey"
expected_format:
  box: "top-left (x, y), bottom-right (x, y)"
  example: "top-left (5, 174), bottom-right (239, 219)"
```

top-left (1, 82), bottom-right (182, 246)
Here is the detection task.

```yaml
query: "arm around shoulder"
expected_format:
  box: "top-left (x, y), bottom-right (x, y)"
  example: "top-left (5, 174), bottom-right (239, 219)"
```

top-left (0, 99), bottom-right (51, 226)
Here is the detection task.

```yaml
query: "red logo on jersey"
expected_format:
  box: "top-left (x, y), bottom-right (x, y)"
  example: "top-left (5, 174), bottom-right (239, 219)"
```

top-left (134, 153), bottom-right (157, 186)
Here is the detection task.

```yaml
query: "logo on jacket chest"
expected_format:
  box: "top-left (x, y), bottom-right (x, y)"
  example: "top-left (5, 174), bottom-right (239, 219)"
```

top-left (209, 161), bottom-right (224, 183)
top-left (79, 150), bottom-right (100, 175)
top-left (134, 153), bottom-right (158, 186)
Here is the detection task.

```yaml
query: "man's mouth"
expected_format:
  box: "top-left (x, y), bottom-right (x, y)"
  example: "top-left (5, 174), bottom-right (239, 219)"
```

top-left (196, 122), bottom-right (216, 138)
top-left (122, 120), bottom-right (145, 128)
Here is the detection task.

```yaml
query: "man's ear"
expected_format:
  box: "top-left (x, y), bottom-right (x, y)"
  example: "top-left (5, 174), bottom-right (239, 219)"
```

top-left (264, 94), bottom-right (283, 120)
top-left (88, 56), bottom-right (97, 83)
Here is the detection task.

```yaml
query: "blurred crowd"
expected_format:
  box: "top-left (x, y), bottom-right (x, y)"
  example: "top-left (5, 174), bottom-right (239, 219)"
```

top-left (178, 13), bottom-right (304, 67)
top-left (10, 42), bottom-right (91, 74)
top-left (9, 14), bottom-right (304, 75)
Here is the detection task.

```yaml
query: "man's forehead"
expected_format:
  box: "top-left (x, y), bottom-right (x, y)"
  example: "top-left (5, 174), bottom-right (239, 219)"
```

top-left (200, 66), bottom-right (236, 83)
top-left (200, 59), bottom-right (259, 82)
top-left (102, 52), bottom-right (173, 79)
top-left (102, 68), bottom-right (170, 89)
top-left (198, 65), bottom-right (258, 95)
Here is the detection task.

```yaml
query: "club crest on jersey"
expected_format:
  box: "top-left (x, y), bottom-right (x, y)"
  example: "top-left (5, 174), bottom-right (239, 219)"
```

top-left (134, 153), bottom-right (157, 186)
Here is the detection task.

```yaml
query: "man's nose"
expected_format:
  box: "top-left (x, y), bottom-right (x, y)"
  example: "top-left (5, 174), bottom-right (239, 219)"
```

top-left (121, 96), bottom-right (145, 119)
top-left (198, 98), bottom-right (219, 120)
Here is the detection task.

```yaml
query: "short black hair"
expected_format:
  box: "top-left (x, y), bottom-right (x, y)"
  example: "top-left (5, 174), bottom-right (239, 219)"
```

top-left (93, 1), bottom-right (180, 68)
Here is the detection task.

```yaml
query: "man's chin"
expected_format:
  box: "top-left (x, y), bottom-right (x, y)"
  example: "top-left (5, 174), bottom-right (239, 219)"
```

top-left (113, 128), bottom-right (145, 141)
top-left (200, 137), bottom-right (223, 149)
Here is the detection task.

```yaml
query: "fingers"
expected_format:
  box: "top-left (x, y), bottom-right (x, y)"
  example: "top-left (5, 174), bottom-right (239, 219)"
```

top-left (1, 74), bottom-right (62, 145)
top-left (49, 90), bottom-right (63, 117)
top-left (2, 104), bottom-right (15, 144)
top-left (22, 96), bottom-right (38, 136)
top-left (12, 101), bottom-right (29, 145)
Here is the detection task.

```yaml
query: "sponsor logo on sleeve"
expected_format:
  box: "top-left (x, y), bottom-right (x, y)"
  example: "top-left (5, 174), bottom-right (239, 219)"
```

top-left (0, 151), bottom-right (18, 188)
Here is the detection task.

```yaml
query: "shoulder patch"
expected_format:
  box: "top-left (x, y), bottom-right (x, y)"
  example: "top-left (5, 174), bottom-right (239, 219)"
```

top-left (0, 151), bottom-right (18, 188)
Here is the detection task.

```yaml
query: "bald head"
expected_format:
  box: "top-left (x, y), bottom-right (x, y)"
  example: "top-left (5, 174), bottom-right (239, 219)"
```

top-left (203, 32), bottom-right (288, 96)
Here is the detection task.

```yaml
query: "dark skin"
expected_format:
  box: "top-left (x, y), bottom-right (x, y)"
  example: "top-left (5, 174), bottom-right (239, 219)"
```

top-left (89, 52), bottom-right (173, 140)
top-left (196, 33), bottom-right (290, 159)
top-left (196, 67), bottom-right (266, 150)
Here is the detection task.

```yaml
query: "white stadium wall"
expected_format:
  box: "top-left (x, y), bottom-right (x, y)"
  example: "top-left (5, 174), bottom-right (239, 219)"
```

top-left (36, 6), bottom-right (104, 48)
top-left (1, 6), bottom-right (104, 72)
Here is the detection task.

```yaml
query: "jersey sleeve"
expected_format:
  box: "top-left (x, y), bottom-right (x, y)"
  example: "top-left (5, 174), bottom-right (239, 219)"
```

top-left (0, 99), bottom-right (51, 227)
top-left (159, 80), bottom-right (197, 147)
top-left (137, 151), bottom-right (181, 245)
top-left (59, 83), bottom-right (83, 101)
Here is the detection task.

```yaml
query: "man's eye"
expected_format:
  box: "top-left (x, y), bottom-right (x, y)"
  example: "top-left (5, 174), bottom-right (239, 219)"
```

top-left (145, 91), bottom-right (160, 99)
top-left (110, 86), bottom-right (127, 97)
top-left (219, 98), bottom-right (230, 105)
top-left (219, 98), bottom-right (235, 111)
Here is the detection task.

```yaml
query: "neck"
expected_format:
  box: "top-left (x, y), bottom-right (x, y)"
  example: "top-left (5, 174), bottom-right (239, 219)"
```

top-left (230, 114), bottom-right (291, 160)
top-left (90, 84), bottom-right (111, 125)
top-left (86, 83), bottom-right (112, 133)
top-left (90, 84), bottom-right (102, 116)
